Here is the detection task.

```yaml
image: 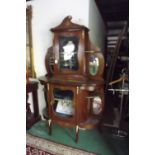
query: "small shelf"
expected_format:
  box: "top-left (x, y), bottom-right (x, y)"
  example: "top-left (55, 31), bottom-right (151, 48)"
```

top-left (52, 101), bottom-right (74, 118)
top-left (79, 117), bottom-right (100, 129)
top-left (54, 112), bottom-right (73, 118)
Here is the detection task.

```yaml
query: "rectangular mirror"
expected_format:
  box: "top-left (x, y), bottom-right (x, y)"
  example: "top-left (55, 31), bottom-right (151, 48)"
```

top-left (59, 36), bottom-right (79, 71)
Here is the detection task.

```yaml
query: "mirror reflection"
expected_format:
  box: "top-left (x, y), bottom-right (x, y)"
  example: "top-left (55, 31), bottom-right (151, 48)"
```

top-left (89, 55), bottom-right (99, 76)
top-left (63, 41), bottom-right (75, 61)
top-left (59, 36), bottom-right (79, 70)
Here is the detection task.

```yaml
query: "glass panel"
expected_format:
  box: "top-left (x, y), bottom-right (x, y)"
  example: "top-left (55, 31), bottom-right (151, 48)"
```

top-left (88, 55), bottom-right (99, 76)
top-left (59, 36), bottom-right (79, 70)
top-left (52, 88), bottom-right (74, 118)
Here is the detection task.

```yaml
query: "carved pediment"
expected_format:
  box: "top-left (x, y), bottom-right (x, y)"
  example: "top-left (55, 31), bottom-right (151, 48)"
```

top-left (50, 16), bottom-right (89, 32)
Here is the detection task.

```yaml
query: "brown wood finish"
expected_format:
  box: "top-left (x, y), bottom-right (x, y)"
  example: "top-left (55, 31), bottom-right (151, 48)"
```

top-left (39, 16), bottom-right (105, 143)
top-left (26, 81), bottom-right (41, 129)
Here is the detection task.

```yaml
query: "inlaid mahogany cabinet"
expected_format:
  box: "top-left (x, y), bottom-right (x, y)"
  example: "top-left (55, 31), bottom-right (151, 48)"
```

top-left (39, 16), bottom-right (105, 143)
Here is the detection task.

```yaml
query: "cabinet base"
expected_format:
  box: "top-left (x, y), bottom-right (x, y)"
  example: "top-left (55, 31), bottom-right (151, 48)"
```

top-left (79, 117), bottom-right (100, 129)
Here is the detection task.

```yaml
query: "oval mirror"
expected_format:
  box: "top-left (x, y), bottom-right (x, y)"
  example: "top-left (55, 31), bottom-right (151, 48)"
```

top-left (88, 55), bottom-right (99, 76)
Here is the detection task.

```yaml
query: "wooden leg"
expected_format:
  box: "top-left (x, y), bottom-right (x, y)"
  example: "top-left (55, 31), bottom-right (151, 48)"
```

top-left (75, 125), bottom-right (79, 143)
top-left (48, 119), bottom-right (52, 135)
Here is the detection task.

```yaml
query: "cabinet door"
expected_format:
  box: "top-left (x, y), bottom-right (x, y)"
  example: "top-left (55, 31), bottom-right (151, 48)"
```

top-left (53, 31), bottom-right (87, 78)
top-left (50, 85), bottom-right (77, 122)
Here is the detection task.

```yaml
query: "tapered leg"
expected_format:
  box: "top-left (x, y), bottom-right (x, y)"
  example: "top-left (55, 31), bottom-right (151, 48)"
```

top-left (48, 119), bottom-right (52, 135)
top-left (75, 125), bottom-right (79, 143)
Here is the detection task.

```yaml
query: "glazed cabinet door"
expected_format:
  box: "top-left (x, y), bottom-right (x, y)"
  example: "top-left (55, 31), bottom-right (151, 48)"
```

top-left (48, 84), bottom-right (78, 125)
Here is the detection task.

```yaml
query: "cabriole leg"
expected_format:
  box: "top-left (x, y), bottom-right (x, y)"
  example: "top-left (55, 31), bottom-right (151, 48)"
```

top-left (48, 119), bottom-right (52, 135)
top-left (75, 125), bottom-right (79, 143)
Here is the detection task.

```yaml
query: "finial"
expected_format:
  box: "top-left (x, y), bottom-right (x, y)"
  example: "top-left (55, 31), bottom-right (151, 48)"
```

top-left (67, 15), bottom-right (72, 20)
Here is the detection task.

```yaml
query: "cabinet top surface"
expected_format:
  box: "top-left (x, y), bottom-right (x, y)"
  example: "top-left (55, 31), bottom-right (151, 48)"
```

top-left (39, 76), bottom-right (104, 86)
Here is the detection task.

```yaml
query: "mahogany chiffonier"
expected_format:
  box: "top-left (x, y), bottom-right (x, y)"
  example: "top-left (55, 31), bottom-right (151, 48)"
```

top-left (39, 16), bottom-right (105, 143)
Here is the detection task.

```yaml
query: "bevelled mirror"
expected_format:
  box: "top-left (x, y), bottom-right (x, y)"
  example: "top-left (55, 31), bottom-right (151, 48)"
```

top-left (59, 36), bottom-right (79, 70)
top-left (88, 54), bottom-right (99, 76)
